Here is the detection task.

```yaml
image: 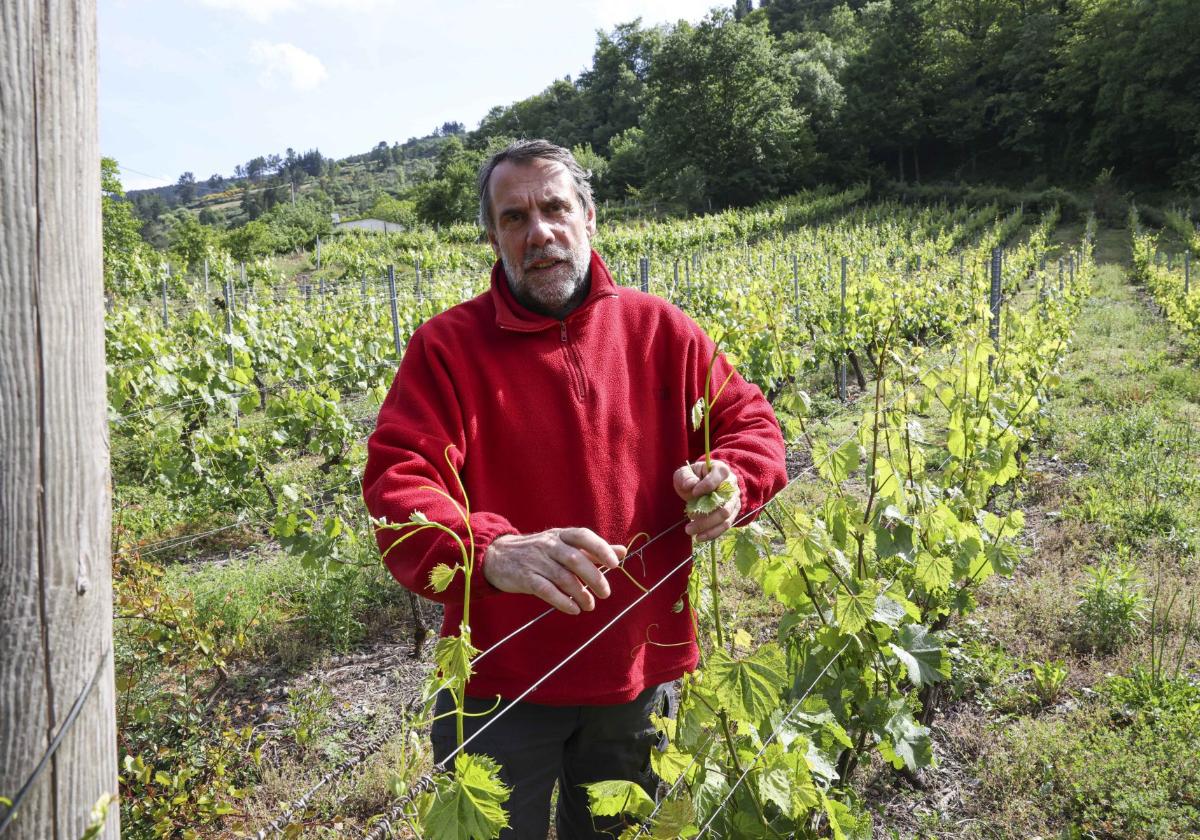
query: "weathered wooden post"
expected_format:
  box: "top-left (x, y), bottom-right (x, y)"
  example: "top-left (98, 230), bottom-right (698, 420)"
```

top-left (1, 1), bottom-right (120, 837)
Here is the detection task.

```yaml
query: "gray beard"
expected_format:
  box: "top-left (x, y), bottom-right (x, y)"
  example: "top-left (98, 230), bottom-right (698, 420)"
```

top-left (502, 249), bottom-right (592, 319)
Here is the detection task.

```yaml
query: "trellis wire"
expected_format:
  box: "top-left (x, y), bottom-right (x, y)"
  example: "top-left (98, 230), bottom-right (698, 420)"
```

top-left (351, 338), bottom-right (958, 840)
top-left (640, 640), bottom-right (854, 840)
top-left (251, 723), bottom-right (412, 840)
top-left (0, 648), bottom-right (111, 836)
top-left (131, 469), bottom-right (363, 558)
top-left (113, 355), bottom-right (398, 422)
top-left (225, 229), bottom-right (1055, 839)
top-left (692, 642), bottom-right (854, 838)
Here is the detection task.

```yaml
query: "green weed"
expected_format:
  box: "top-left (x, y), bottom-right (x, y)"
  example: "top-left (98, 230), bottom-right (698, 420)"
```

top-left (1074, 553), bottom-right (1148, 654)
top-left (981, 695), bottom-right (1200, 840)
top-left (1028, 659), bottom-right (1069, 707)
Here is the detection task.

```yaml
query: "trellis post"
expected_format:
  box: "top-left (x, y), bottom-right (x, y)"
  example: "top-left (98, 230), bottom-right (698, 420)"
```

top-left (388, 264), bottom-right (403, 358)
top-left (1, 3), bottom-right (120, 834)
top-left (837, 257), bottom-right (848, 401)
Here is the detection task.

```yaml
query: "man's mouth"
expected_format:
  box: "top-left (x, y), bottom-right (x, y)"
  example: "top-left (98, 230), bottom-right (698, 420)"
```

top-left (526, 258), bottom-right (564, 271)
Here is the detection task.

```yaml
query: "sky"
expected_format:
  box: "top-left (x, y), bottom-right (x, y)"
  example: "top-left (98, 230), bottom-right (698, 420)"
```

top-left (100, 0), bottom-right (722, 191)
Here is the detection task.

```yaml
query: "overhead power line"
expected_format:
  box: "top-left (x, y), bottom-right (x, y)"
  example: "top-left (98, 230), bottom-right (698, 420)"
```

top-left (117, 165), bottom-right (175, 185)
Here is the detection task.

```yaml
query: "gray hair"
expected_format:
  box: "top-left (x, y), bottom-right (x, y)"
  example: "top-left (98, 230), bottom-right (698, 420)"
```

top-left (477, 139), bottom-right (594, 233)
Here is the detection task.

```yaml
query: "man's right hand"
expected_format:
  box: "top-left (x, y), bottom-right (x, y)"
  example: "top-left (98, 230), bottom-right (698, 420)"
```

top-left (483, 528), bottom-right (626, 615)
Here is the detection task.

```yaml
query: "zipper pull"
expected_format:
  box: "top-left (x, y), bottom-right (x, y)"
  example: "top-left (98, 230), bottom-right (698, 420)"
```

top-left (560, 321), bottom-right (567, 342)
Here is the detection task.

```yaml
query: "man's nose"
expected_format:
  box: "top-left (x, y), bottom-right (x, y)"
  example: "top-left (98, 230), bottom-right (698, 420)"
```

top-left (526, 212), bottom-right (554, 249)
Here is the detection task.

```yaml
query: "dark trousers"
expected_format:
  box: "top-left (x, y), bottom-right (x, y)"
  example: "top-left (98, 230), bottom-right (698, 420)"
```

top-left (431, 684), bottom-right (671, 840)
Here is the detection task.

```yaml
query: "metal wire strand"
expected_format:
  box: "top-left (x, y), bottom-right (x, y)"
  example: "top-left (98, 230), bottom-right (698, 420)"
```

top-left (243, 250), bottom-right (1046, 840)
top-left (0, 648), bottom-right (111, 837)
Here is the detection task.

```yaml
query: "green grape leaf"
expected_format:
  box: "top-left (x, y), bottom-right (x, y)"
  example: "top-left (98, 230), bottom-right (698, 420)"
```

top-left (985, 541), bottom-right (1021, 576)
top-left (651, 742), bottom-right (693, 787)
top-left (873, 505), bottom-right (914, 560)
top-left (676, 679), bottom-right (719, 746)
top-left (835, 582), bottom-right (877, 635)
top-left (871, 457), bottom-right (900, 500)
top-left (914, 552), bottom-right (952, 593)
top-left (821, 792), bottom-right (873, 840)
top-left (229, 365), bottom-right (254, 386)
top-left (982, 509), bottom-right (1024, 538)
top-left (729, 809), bottom-right (772, 838)
top-left (708, 643), bottom-right (786, 723)
top-left (871, 594), bottom-right (908, 628)
top-left (733, 529), bottom-right (762, 575)
top-left (429, 563), bottom-right (457, 593)
top-left (887, 625), bottom-right (948, 688)
top-left (967, 548), bottom-right (995, 584)
top-left (880, 709), bottom-right (933, 771)
top-left (779, 388), bottom-right (812, 420)
top-left (816, 438), bottom-right (861, 485)
top-left (758, 742), bottom-right (818, 820)
top-left (649, 798), bottom-right (698, 839)
top-left (983, 436), bottom-right (1020, 486)
top-left (423, 753), bottom-right (510, 840)
top-left (433, 633), bottom-right (479, 686)
top-left (685, 479), bottom-right (736, 518)
top-left (946, 426), bottom-right (966, 459)
top-left (585, 780), bottom-right (654, 820)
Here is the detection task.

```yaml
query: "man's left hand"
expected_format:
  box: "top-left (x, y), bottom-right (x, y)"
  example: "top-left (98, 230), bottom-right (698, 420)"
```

top-left (673, 459), bottom-right (741, 542)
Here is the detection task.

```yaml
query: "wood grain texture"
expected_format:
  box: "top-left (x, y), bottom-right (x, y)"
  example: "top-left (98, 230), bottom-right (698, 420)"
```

top-left (0, 1), bottom-right (118, 837)
top-left (0, 0), bottom-right (52, 830)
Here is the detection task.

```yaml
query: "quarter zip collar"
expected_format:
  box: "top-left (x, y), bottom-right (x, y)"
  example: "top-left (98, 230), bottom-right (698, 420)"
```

top-left (491, 249), bottom-right (619, 333)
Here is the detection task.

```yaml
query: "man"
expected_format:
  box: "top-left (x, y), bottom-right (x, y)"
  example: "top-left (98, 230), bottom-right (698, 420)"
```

top-left (363, 139), bottom-right (787, 838)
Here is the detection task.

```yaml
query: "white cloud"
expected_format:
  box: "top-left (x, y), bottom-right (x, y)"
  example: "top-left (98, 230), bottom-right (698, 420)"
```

top-left (250, 41), bottom-right (328, 90)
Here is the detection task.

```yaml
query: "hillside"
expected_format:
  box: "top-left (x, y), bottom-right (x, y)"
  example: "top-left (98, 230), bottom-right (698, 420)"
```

top-left (112, 0), bottom-right (1199, 264)
top-left (123, 125), bottom-right (465, 246)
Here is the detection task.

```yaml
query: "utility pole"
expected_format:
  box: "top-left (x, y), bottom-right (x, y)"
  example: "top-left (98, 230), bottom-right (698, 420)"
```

top-left (1, 1), bottom-right (120, 838)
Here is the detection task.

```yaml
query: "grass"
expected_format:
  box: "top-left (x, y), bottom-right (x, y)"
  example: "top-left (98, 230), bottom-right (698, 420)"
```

top-left (112, 220), bottom-right (1200, 837)
top-left (156, 543), bottom-right (418, 668)
top-left (922, 233), bottom-right (1200, 839)
top-left (236, 706), bottom-right (430, 838)
top-left (972, 673), bottom-right (1200, 839)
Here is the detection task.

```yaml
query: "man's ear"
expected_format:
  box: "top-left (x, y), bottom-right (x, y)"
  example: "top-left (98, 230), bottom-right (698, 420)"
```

top-left (585, 202), bottom-right (597, 239)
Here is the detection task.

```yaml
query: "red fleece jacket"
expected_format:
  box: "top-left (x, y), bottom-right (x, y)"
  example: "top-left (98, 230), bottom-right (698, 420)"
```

top-left (363, 250), bottom-right (787, 705)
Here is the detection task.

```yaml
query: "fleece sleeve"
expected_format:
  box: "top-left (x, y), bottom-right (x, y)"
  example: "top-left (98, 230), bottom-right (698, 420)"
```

top-left (362, 328), bottom-right (517, 604)
top-left (684, 324), bottom-right (789, 523)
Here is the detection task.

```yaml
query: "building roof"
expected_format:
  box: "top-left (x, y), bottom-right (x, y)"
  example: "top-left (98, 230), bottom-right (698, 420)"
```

top-left (333, 218), bottom-right (402, 233)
